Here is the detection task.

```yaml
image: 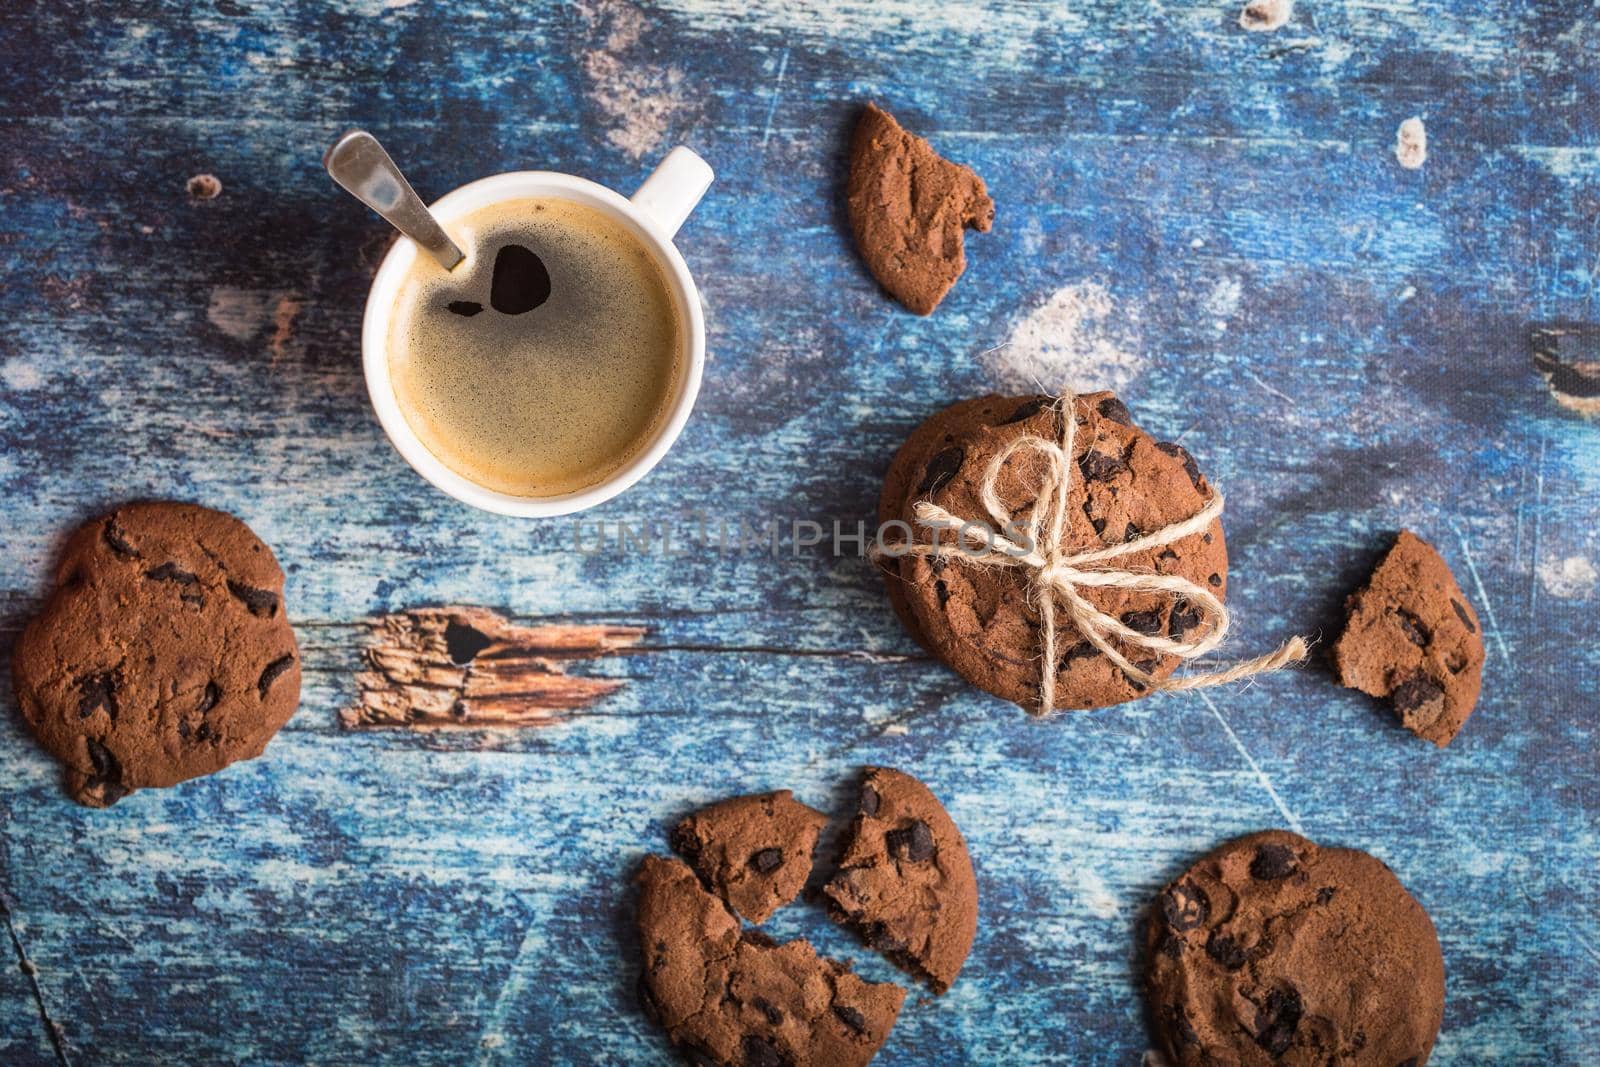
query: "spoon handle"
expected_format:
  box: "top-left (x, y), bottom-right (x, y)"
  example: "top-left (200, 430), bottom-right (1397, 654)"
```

top-left (324, 130), bottom-right (464, 270)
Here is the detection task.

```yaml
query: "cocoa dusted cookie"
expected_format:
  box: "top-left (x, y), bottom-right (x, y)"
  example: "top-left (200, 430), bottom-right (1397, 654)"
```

top-left (878, 392), bottom-right (1227, 712)
top-left (1332, 531), bottom-right (1484, 746)
top-left (636, 855), bottom-right (905, 1067)
top-left (1145, 830), bottom-right (1445, 1066)
top-left (846, 102), bottom-right (995, 315)
top-left (822, 768), bottom-right (977, 994)
top-left (11, 502), bottom-right (301, 806)
top-left (671, 790), bottom-right (829, 924)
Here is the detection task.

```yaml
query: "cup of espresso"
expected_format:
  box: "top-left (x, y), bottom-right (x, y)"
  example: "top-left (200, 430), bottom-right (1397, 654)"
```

top-left (361, 147), bottom-right (713, 516)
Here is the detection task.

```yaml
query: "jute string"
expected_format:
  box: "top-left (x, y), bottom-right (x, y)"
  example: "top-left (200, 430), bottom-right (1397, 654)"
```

top-left (875, 391), bottom-right (1308, 715)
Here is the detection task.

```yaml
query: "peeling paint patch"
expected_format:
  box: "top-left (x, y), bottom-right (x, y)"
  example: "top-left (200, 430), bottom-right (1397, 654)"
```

top-left (1240, 0), bottom-right (1292, 32)
top-left (1538, 556), bottom-right (1597, 599)
top-left (207, 286), bottom-right (274, 341)
top-left (2, 358), bottom-right (45, 392)
top-left (1395, 117), bottom-right (1427, 169)
top-left (1203, 276), bottom-right (1243, 323)
top-left (984, 281), bottom-right (1143, 394)
top-left (339, 606), bottom-right (645, 730)
top-left (578, 0), bottom-right (693, 159)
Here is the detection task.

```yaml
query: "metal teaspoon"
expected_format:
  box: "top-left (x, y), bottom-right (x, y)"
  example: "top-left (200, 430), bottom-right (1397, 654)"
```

top-left (323, 129), bottom-right (464, 270)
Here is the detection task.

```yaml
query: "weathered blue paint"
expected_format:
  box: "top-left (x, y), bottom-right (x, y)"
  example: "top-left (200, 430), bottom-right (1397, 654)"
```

top-left (1, 0), bottom-right (1597, 1063)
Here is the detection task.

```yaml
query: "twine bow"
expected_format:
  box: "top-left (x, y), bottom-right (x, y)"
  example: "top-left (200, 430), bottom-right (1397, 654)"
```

top-left (878, 392), bottom-right (1307, 714)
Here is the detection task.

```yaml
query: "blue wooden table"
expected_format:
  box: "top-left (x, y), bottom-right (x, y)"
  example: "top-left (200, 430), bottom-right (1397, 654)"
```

top-left (2, 1), bottom-right (1597, 1063)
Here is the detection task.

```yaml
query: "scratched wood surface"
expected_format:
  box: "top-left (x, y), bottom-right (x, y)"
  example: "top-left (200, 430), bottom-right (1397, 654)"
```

top-left (2, 0), bottom-right (1598, 1063)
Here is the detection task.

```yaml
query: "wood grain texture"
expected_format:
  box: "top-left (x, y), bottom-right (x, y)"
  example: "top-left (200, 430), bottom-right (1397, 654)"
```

top-left (1, 0), bottom-right (1597, 1063)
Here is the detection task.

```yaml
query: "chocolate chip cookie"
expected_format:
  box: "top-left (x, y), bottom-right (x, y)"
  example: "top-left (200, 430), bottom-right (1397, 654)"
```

top-left (11, 503), bottom-right (301, 806)
top-left (878, 392), bottom-right (1228, 712)
top-left (822, 768), bottom-right (978, 994)
top-left (1145, 830), bottom-right (1445, 1066)
top-left (846, 102), bottom-right (994, 315)
top-left (1332, 530), bottom-right (1484, 746)
top-left (637, 855), bottom-right (905, 1067)
top-left (671, 790), bottom-right (829, 924)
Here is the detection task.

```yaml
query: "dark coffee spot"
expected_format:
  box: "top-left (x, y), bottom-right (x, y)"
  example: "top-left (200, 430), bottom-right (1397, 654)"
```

top-left (1156, 442), bottom-right (1204, 490)
top-left (753, 996), bottom-right (784, 1026)
top-left (446, 300), bottom-right (483, 317)
top-left (257, 654), bottom-right (294, 697)
top-left (917, 446), bottom-right (965, 495)
top-left (1122, 609), bottom-right (1164, 636)
top-left (1206, 930), bottom-right (1248, 970)
top-left (197, 681), bottom-right (221, 715)
top-left (1391, 671), bottom-right (1445, 714)
top-left (146, 562), bottom-right (204, 604)
top-left (488, 244), bottom-right (551, 315)
top-left (859, 784), bottom-right (880, 817)
top-left (1396, 610), bottom-right (1430, 647)
top-left (77, 671), bottom-right (119, 720)
top-left (1097, 396), bottom-right (1133, 425)
top-left (1250, 843), bottom-right (1297, 880)
top-left (749, 848), bottom-right (783, 874)
top-left (833, 1004), bottom-right (868, 1035)
top-left (740, 1033), bottom-right (791, 1067)
top-left (444, 620), bottom-right (493, 665)
top-left (1451, 598), bottom-right (1476, 633)
top-left (935, 579), bottom-right (949, 608)
top-left (1169, 600), bottom-right (1203, 638)
top-left (227, 580), bottom-right (279, 619)
top-left (1001, 396), bottom-right (1050, 424)
top-left (1208, 573), bottom-right (1222, 587)
top-left (1161, 881), bottom-right (1209, 931)
top-left (1254, 985), bottom-right (1303, 1056)
top-left (886, 819), bottom-right (934, 863)
top-left (103, 520), bottom-right (140, 559)
top-left (1077, 450), bottom-right (1125, 482)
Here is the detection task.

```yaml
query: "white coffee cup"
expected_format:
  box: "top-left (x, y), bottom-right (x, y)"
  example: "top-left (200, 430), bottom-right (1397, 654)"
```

top-left (361, 147), bottom-right (714, 517)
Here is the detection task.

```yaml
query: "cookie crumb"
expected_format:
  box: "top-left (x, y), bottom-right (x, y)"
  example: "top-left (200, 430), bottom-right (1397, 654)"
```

top-left (1395, 117), bottom-right (1427, 169)
top-left (1240, 0), bottom-right (1292, 31)
top-left (186, 173), bottom-right (223, 200)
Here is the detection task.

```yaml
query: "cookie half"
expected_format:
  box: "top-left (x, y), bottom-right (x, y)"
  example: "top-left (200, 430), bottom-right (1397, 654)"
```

top-left (1332, 530), bottom-right (1485, 746)
top-left (1145, 830), bottom-right (1445, 1066)
top-left (11, 502), bottom-right (301, 806)
top-left (878, 392), bottom-right (1228, 711)
top-left (822, 767), bottom-right (977, 994)
top-left (670, 790), bottom-right (829, 924)
top-left (636, 855), bottom-right (905, 1067)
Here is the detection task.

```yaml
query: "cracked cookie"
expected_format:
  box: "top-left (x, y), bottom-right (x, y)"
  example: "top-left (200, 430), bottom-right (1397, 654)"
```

top-left (11, 502), bottom-right (301, 806)
top-left (846, 102), bottom-right (994, 315)
top-left (822, 768), bottom-right (977, 994)
top-left (878, 392), bottom-right (1228, 711)
top-left (1144, 830), bottom-right (1445, 1066)
top-left (671, 790), bottom-right (829, 924)
top-left (636, 855), bottom-right (905, 1067)
top-left (1332, 531), bottom-right (1484, 746)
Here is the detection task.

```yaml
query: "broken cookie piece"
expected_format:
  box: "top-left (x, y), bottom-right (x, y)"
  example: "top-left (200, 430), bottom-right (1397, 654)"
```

top-left (1332, 531), bottom-right (1485, 746)
top-left (636, 855), bottom-right (905, 1067)
top-left (823, 767), bottom-right (978, 994)
top-left (670, 790), bottom-right (829, 925)
top-left (846, 102), bottom-right (994, 315)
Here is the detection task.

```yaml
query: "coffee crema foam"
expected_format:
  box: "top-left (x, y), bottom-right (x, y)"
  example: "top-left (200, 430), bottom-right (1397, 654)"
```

top-left (388, 196), bottom-right (682, 498)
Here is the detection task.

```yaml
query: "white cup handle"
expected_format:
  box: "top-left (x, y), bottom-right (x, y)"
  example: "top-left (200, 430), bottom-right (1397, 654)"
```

top-left (630, 146), bottom-right (714, 240)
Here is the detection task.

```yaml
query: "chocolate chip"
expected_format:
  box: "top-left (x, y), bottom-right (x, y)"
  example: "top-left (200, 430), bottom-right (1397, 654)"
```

top-left (1396, 1059), bottom-right (1419, 1067)
top-left (257, 654), bottom-right (294, 697)
top-left (1206, 930), bottom-right (1247, 970)
top-left (197, 681), bottom-right (221, 715)
top-left (668, 823), bottom-right (700, 862)
top-left (1167, 1003), bottom-right (1199, 1045)
top-left (177, 720), bottom-right (191, 739)
top-left (77, 672), bottom-right (119, 720)
top-left (1315, 886), bottom-right (1337, 905)
top-left (146, 562), bottom-right (204, 604)
top-left (833, 1004), bottom-right (868, 1035)
top-left (1001, 396), bottom-right (1051, 424)
top-left (1250, 843), bottom-right (1297, 880)
top-left (887, 819), bottom-right (934, 863)
top-left (195, 721), bottom-right (216, 743)
top-left (103, 520), bottom-right (140, 559)
top-left (1157, 548), bottom-right (1179, 563)
top-left (1391, 671), bottom-right (1445, 714)
top-left (488, 244), bottom-right (551, 315)
top-left (1077, 450), bottom-right (1125, 482)
top-left (1208, 573), bottom-right (1222, 587)
top-left (85, 737), bottom-right (120, 781)
top-left (935, 579), bottom-right (949, 607)
top-left (1061, 642), bottom-right (1099, 665)
top-left (1156, 442), bottom-right (1204, 491)
top-left (740, 1033), bottom-right (791, 1067)
top-left (863, 921), bottom-right (908, 954)
top-left (444, 619), bottom-right (493, 665)
top-left (1122, 522), bottom-right (1143, 543)
top-left (1396, 610), bottom-right (1430, 647)
top-left (753, 996), bottom-right (784, 1026)
top-left (446, 300), bottom-right (483, 317)
top-left (917, 446), bottom-right (965, 495)
top-left (227, 580), bottom-right (279, 619)
top-left (1122, 609), bottom-right (1164, 636)
top-left (859, 784), bottom-right (880, 817)
top-left (1451, 598), bottom-right (1476, 633)
top-left (1097, 396), bottom-right (1133, 425)
top-left (1169, 600), bottom-right (1203, 638)
top-left (1161, 881), bottom-right (1209, 932)
top-left (749, 848), bottom-right (783, 874)
top-left (1254, 985), bottom-right (1303, 1056)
